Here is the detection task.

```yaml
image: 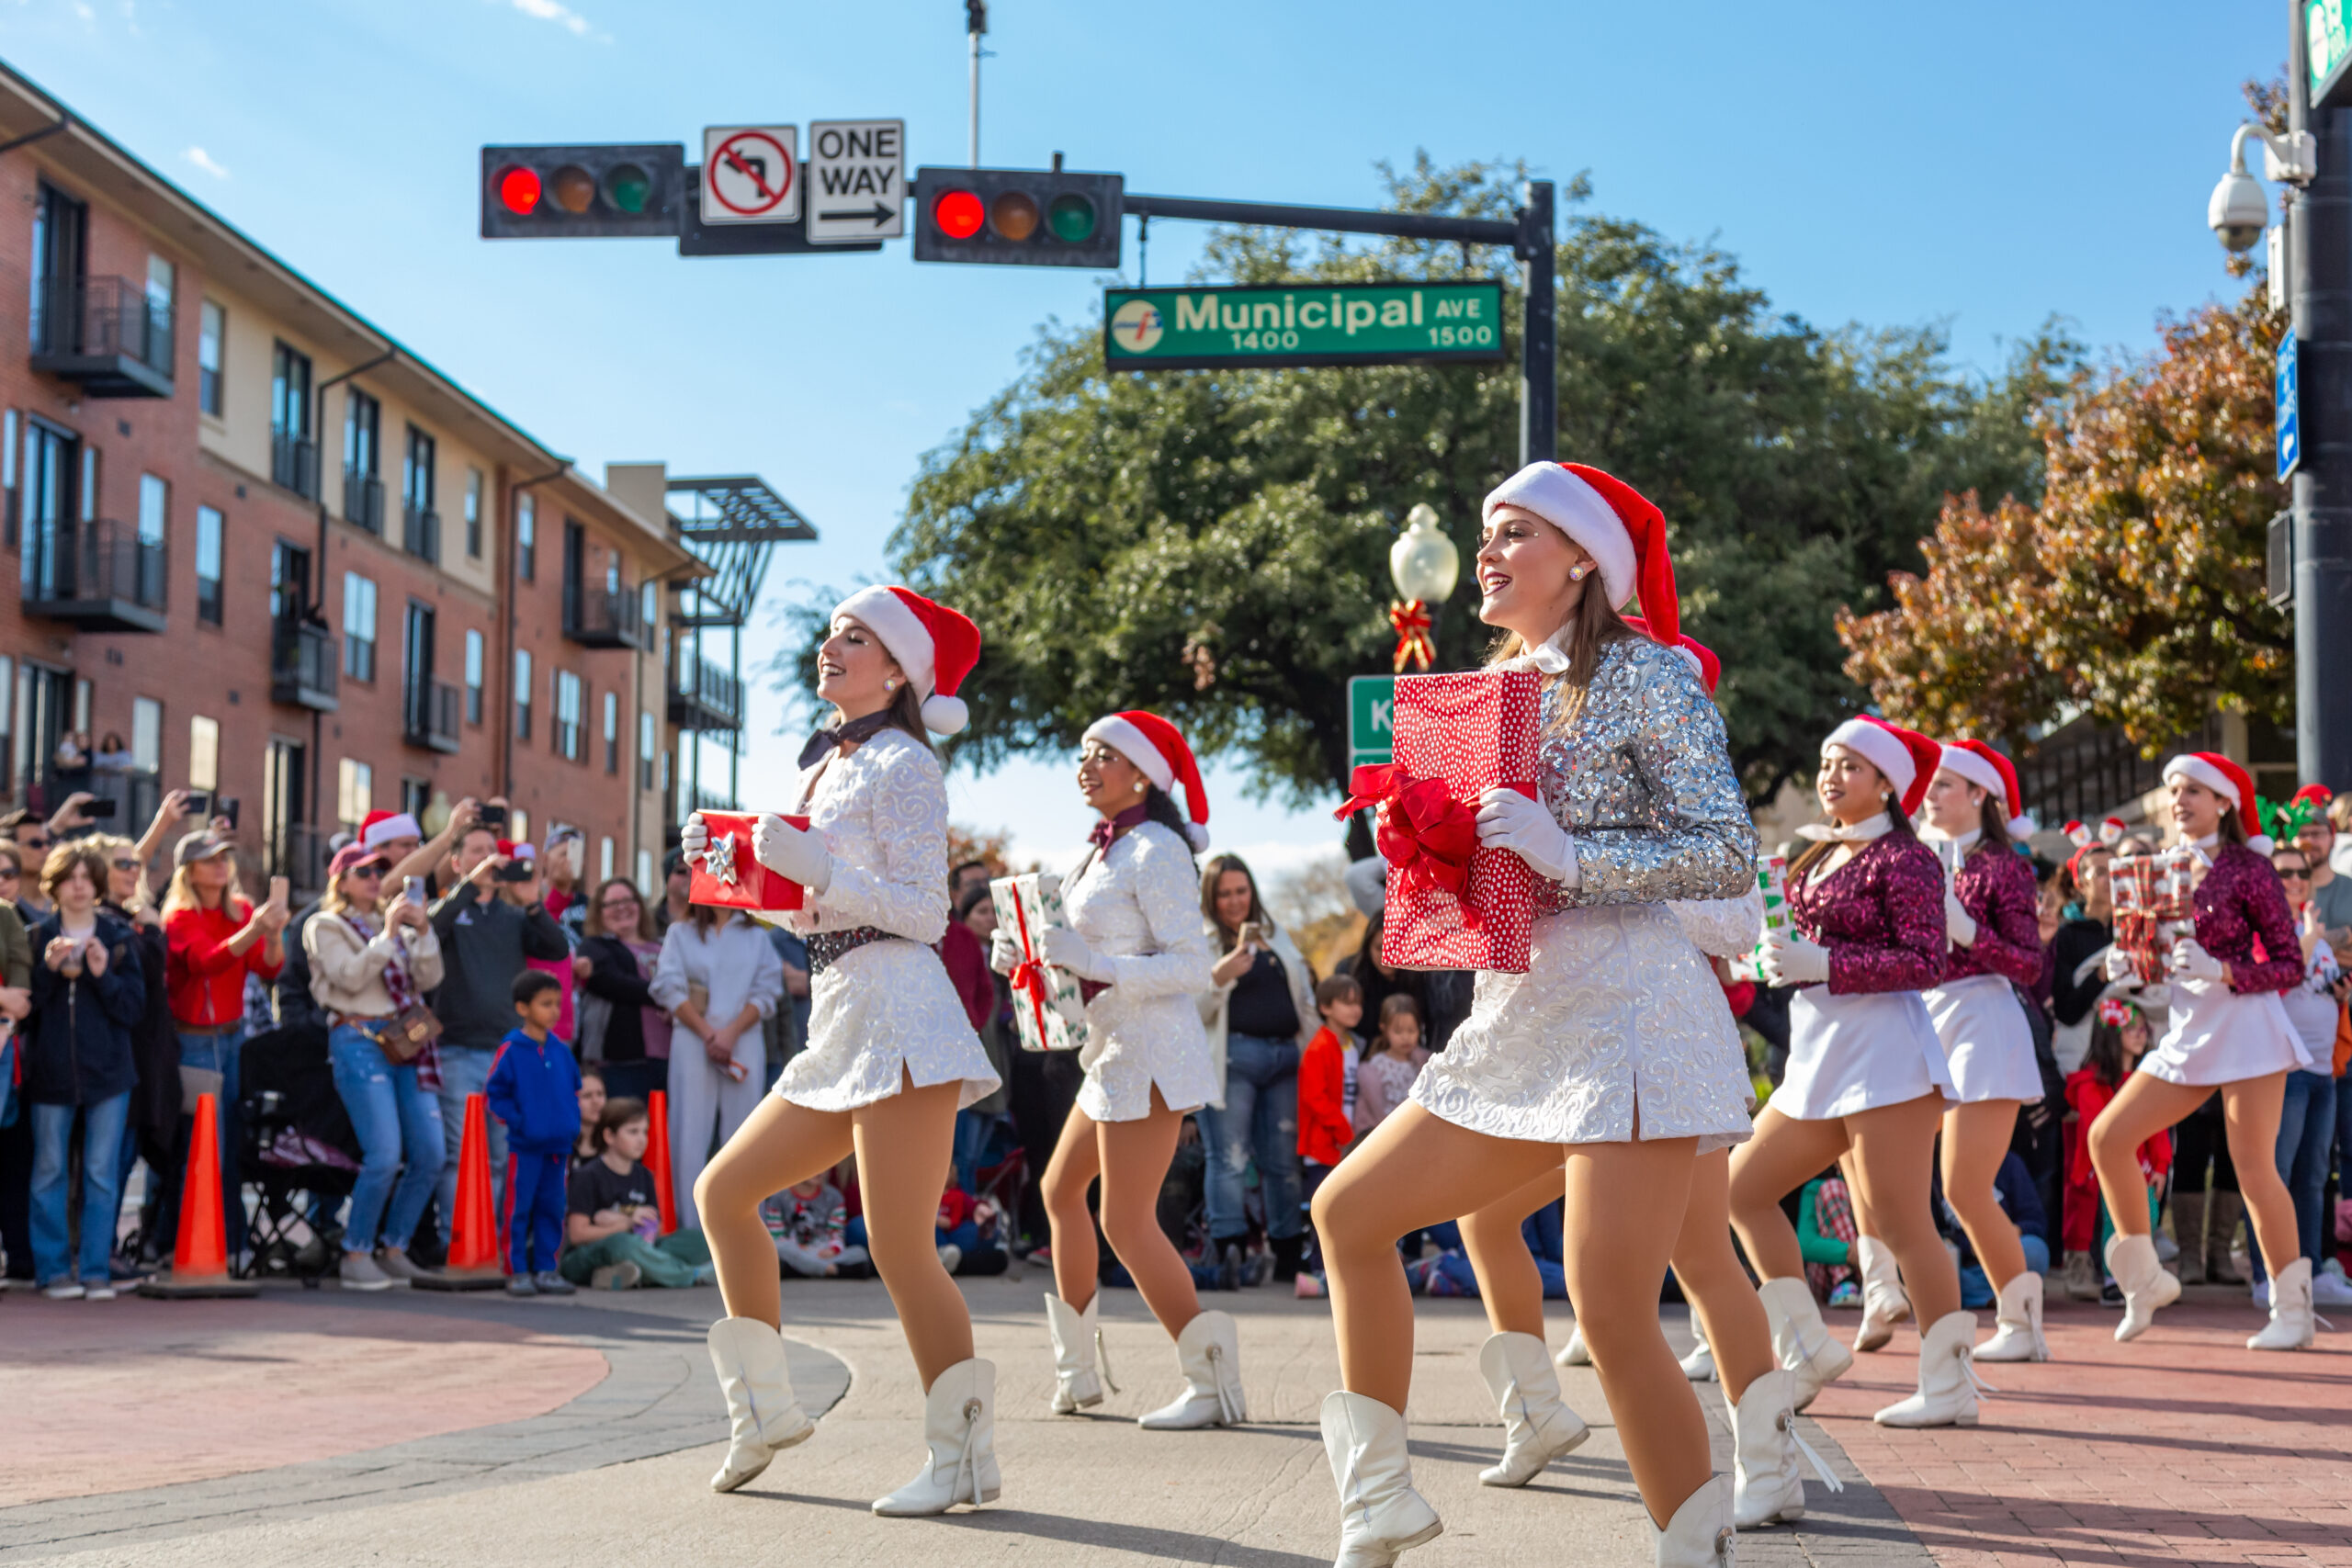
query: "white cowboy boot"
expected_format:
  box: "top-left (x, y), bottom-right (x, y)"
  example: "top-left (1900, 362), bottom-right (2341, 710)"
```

top-left (1322, 1390), bottom-right (1442, 1567)
top-left (2248, 1258), bottom-right (2322, 1352)
top-left (871, 1358), bottom-right (1000, 1516)
top-left (1680, 1319), bottom-right (1716, 1382)
top-left (1044, 1293), bottom-right (1108, 1413)
top-left (1731, 1367), bottom-right (1842, 1528)
top-left (1757, 1277), bottom-right (1852, 1411)
top-left (1556, 1320), bottom-right (1591, 1367)
top-left (1650, 1473), bottom-right (1736, 1566)
top-left (2105, 1232), bottom-right (2180, 1343)
top-left (1975, 1271), bottom-right (2049, 1363)
top-left (1138, 1309), bottom-right (1246, 1429)
top-left (705, 1316), bottom-right (813, 1493)
top-left (1873, 1310), bottom-right (1984, 1427)
top-left (1852, 1235), bottom-right (1911, 1352)
top-left (1474, 1331), bottom-right (1590, 1487)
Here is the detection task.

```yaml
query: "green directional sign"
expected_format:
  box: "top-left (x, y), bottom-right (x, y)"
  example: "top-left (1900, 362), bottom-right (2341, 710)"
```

top-left (1349, 674), bottom-right (1396, 772)
top-left (1104, 281), bottom-right (1507, 372)
top-left (2315, 0), bottom-right (2352, 100)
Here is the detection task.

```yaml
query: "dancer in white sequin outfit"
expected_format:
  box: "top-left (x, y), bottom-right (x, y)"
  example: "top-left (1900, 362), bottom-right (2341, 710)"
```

top-left (684, 586), bottom-right (1003, 1519)
top-left (1312, 463), bottom-right (1755, 1568)
top-left (989, 710), bottom-right (1246, 1431)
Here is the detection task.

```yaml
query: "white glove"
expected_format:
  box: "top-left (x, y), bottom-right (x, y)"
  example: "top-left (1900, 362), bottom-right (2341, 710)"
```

top-left (1760, 929), bottom-right (1831, 987)
top-left (681, 813), bottom-right (709, 859)
top-left (752, 812), bottom-right (832, 894)
top-left (2169, 937), bottom-right (2226, 983)
top-left (1041, 925), bottom-right (1111, 981)
top-left (2101, 943), bottom-right (2133, 983)
top-left (1475, 787), bottom-right (1579, 886)
top-left (1943, 886), bottom-right (1978, 947)
top-left (989, 926), bottom-right (1021, 976)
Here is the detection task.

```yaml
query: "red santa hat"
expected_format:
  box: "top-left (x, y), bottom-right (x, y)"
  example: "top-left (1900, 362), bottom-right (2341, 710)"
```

top-left (2161, 752), bottom-right (2272, 853)
top-left (1481, 462), bottom-right (1681, 646)
top-left (358, 808), bottom-right (423, 852)
top-left (1080, 710), bottom-right (1210, 851)
top-left (1620, 614), bottom-right (1719, 694)
top-left (832, 585), bottom-right (982, 736)
top-left (1823, 714), bottom-right (1941, 817)
top-left (1938, 739), bottom-right (2036, 839)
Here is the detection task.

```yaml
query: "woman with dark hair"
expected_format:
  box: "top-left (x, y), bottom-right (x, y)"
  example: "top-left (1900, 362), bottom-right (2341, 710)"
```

top-left (1194, 851), bottom-right (1317, 1286)
top-left (578, 876), bottom-right (669, 1106)
top-left (1728, 715), bottom-right (1969, 1429)
top-left (990, 711), bottom-right (1241, 1430)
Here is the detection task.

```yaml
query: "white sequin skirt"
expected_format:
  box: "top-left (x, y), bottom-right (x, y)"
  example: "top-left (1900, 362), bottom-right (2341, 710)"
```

top-left (2141, 977), bottom-right (2309, 1087)
top-left (1410, 903), bottom-right (1753, 1152)
top-left (1922, 974), bottom-right (2043, 1104)
top-left (771, 936), bottom-right (1001, 1112)
top-left (1773, 986), bottom-right (1951, 1122)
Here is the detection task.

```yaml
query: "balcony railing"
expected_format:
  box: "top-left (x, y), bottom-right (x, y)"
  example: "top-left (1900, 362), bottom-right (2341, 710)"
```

top-left (264, 823), bottom-right (331, 900)
top-left (28, 276), bottom-right (173, 398)
top-left (271, 427), bottom-right (318, 499)
top-left (22, 518), bottom-right (167, 633)
top-left (403, 677), bottom-right (462, 753)
top-left (690, 784), bottom-right (737, 813)
top-left (270, 619), bottom-right (339, 711)
top-left (343, 468), bottom-right (384, 534)
top-left (562, 582), bottom-right (641, 649)
top-left (402, 502), bottom-right (439, 564)
top-left (667, 656), bottom-right (741, 731)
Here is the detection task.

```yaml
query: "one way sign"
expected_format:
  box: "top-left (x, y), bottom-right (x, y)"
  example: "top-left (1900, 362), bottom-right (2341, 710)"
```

top-left (807, 119), bottom-right (905, 244)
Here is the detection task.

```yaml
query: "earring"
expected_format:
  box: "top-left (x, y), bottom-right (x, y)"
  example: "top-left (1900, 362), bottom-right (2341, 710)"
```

top-left (884, 677), bottom-right (898, 691)
top-left (1569, 563), bottom-right (1590, 581)
top-left (1133, 780), bottom-right (1148, 794)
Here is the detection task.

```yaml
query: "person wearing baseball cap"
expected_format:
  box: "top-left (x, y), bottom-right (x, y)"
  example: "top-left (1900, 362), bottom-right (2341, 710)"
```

top-left (2086, 752), bottom-right (2314, 1351)
top-left (679, 585), bottom-right (1001, 1516)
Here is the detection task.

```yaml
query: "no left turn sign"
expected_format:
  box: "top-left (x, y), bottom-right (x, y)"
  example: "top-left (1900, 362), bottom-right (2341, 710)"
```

top-left (701, 126), bottom-right (798, 224)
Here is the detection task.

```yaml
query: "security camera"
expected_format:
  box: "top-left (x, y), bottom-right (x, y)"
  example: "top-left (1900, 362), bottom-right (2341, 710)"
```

top-left (2210, 165), bottom-right (2268, 254)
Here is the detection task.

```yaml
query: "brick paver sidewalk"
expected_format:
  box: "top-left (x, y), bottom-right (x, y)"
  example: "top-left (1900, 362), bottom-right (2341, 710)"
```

top-left (1803, 1289), bottom-right (2352, 1566)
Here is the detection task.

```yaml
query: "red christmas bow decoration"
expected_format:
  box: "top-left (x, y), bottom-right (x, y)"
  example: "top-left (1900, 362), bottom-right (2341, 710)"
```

top-left (1334, 762), bottom-right (1480, 902)
top-left (1004, 896), bottom-right (1055, 1043)
top-left (1388, 600), bottom-right (1434, 673)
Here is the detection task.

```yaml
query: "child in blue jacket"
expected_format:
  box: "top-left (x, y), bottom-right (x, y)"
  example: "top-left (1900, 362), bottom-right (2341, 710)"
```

top-left (487, 970), bottom-right (582, 1295)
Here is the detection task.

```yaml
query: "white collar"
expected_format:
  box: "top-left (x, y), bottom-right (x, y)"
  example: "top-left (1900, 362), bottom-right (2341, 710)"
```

top-left (1796, 812), bottom-right (1893, 843)
top-left (1497, 624), bottom-right (1577, 675)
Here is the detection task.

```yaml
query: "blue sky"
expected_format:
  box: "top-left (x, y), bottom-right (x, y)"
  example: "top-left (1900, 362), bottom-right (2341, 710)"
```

top-left (0, 0), bottom-right (2285, 876)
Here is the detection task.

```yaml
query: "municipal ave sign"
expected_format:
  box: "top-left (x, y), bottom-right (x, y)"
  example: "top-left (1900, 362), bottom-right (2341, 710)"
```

top-left (702, 126), bottom-right (798, 224)
top-left (1349, 675), bottom-right (1395, 771)
top-left (1105, 281), bottom-right (1507, 372)
top-left (2313, 0), bottom-right (2352, 103)
top-left (2279, 334), bottom-right (2301, 482)
top-left (807, 119), bottom-right (904, 243)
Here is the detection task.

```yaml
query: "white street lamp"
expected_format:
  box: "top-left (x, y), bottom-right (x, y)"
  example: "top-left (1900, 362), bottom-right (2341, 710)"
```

top-left (1386, 503), bottom-right (1460, 671)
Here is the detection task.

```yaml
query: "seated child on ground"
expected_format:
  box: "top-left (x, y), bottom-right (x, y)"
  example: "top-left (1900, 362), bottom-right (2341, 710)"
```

top-left (764, 1173), bottom-right (867, 1279)
top-left (559, 1097), bottom-right (713, 1290)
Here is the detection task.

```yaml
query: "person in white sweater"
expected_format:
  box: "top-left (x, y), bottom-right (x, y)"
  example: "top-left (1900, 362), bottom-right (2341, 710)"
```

top-left (650, 907), bottom-right (784, 1230)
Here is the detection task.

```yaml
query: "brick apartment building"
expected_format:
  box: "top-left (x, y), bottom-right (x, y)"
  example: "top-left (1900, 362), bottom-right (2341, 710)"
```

top-left (0, 63), bottom-right (804, 895)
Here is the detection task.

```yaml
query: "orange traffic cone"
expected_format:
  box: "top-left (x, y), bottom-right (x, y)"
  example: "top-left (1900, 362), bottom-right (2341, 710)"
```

top-left (139, 1092), bottom-right (257, 1299)
top-left (413, 1093), bottom-right (507, 1292)
top-left (646, 1089), bottom-right (677, 1235)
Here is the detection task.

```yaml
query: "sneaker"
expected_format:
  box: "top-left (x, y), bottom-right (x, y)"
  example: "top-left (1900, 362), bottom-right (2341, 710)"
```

top-left (83, 1280), bottom-right (117, 1302)
top-left (590, 1261), bottom-right (643, 1292)
top-left (936, 1244), bottom-right (963, 1275)
top-left (339, 1253), bottom-right (393, 1292)
top-left (1426, 1267), bottom-right (1467, 1298)
top-left (1216, 1242), bottom-right (1242, 1292)
top-left (1827, 1280), bottom-right (1861, 1309)
top-left (2252, 1276), bottom-right (2271, 1310)
top-left (1247, 1249), bottom-right (1275, 1288)
top-left (2314, 1258), bottom-right (2352, 1306)
top-left (505, 1275), bottom-right (538, 1297)
top-left (689, 1262), bottom-right (718, 1287)
top-left (533, 1270), bottom-right (576, 1296)
top-left (1295, 1271), bottom-right (1327, 1300)
top-left (2154, 1231), bottom-right (2180, 1263)
top-left (40, 1280), bottom-right (85, 1301)
top-left (2099, 1278), bottom-right (2122, 1306)
top-left (375, 1248), bottom-right (424, 1283)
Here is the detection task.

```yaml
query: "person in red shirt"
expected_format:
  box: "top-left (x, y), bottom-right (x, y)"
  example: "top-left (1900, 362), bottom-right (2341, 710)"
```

top-left (1295, 976), bottom-right (1364, 1299)
top-left (160, 830), bottom-right (289, 1258)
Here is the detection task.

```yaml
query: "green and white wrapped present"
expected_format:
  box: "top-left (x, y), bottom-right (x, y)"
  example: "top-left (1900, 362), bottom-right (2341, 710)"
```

top-left (989, 872), bottom-right (1091, 1055)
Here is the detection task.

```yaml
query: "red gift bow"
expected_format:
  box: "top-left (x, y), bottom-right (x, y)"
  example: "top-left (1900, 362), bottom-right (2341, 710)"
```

top-left (1333, 762), bottom-right (1481, 904)
top-left (1003, 889), bottom-right (1057, 1046)
top-left (1388, 600), bottom-right (1435, 673)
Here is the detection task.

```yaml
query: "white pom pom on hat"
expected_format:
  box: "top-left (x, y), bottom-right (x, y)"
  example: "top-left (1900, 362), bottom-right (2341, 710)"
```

top-left (1082, 710), bottom-right (1211, 850)
top-left (832, 585), bottom-right (981, 736)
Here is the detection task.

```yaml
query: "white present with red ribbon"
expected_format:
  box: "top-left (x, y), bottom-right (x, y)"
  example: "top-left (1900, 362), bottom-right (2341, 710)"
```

top-left (989, 872), bottom-right (1091, 1054)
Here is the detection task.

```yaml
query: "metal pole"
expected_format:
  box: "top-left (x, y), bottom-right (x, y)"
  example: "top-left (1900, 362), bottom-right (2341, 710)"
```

top-left (2292, 6), bottom-right (2352, 789)
top-left (1517, 180), bottom-right (1556, 466)
top-left (966, 1), bottom-right (985, 168)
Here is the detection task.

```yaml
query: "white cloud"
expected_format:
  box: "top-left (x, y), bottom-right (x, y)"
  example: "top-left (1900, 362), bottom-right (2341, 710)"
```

top-left (182, 146), bottom-right (229, 180)
top-left (508, 0), bottom-right (591, 36)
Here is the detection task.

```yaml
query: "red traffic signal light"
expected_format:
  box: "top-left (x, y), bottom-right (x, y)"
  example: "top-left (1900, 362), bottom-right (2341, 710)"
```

top-left (497, 165), bottom-right (542, 215)
top-left (933, 187), bottom-right (985, 240)
top-left (913, 167), bottom-right (1123, 267)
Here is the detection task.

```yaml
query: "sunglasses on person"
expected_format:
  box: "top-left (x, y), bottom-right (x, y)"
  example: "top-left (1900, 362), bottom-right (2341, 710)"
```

top-left (2278, 865), bottom-right (2312, 880)
top-left (599, 894), bottom-right (639, 908)
top-left (346, 864), bottom-right (386, 881)
top-left (0, 866), bottom-right (18, 881)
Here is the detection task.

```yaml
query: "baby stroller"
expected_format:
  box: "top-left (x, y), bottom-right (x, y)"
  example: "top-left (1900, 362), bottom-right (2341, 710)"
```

top-left (239, 1023), bottom-right (362, 1284)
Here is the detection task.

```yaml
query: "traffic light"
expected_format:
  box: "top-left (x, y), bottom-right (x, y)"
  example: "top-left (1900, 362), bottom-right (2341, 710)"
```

top-left (481, 144), bottom-right (684, 239)
top-left (911, 166), bottom-right (1123, 267)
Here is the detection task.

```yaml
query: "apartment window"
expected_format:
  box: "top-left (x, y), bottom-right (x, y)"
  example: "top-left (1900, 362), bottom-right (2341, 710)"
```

top-left (554, 669), bottom-right (583, 761)
top-left (343, 388), bottom-right (380, 531)
top-left (270, 342), bottom-right (314, 495)
top-left (603, 689), bottom-right (619, 774)
top-left (463, 628), bottom-right (484, 725)
top-left (599, 835), bottom-right (615, 883)
top-left (402, 424), bottom-right (437, 563)
top-left (188, 715), bottom-right (219, 791)
top-left (145, 255), bottom-right (174, 331)
top-left (639, 709), bottom-right (656, 791)
top-left (28, 182), bottom-right (85, 354)
top-left (514, 648), bottom-right (532, 739)
top-left (401, 777), bottom-right (429, 818)
top-left (516, 491), bottom-right (536, 581)
top-left (465, 468), bottom-right (483, 558)
top-left (640, 580), bottom-right (658, 637)
top-left (195, 504), bottom-right (223, 625)
top-left (137, 474), bottom-right (166, 568)
top-left (511, 807), bottom-right (529, 846)
top-left (131, 696), bottom-right (162, 773)
top-left (197, 300), bottom-right (225, 417)
top-left (636, 848), bottom-right (653, 900)
top-left (270, 540), bottom-right (311, 623)
top-left (336, 757), bottom-right (373, 826)
top-left (342, 571), bottom-right (377, 682)
top-left (2, 409), bottom-right (16, 549)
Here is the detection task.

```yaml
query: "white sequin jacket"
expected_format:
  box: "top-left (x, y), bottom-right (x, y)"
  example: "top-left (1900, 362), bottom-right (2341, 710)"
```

top-left (1059, 820), bottom-right (1219, 1122)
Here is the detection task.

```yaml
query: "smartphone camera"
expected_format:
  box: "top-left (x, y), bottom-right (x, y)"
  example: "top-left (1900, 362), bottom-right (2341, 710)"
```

top-left (476, 803), bottom-right (509, 831)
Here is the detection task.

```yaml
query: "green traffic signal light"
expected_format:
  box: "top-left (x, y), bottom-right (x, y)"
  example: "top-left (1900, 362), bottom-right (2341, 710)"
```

top-left (1047, 192), bottom-right (1096, 243)
top-left (603, 162), bottom-right (652, 214)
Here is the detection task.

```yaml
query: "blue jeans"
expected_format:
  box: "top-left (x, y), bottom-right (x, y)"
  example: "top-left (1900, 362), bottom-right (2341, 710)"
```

top-left (176, 1025), bottom-right (248, 1254)
top-left (2254, 1071), bottom-right (2337, 1282)
top-left (1198, 1032), bottom-right (1304, 1243)
top-left (328, 1024), bottom-right (447, 1255)
top-left (29, 1093), bottom-right (131, 1286)
top-left (434, 1043), bottom-right (507, 1243)
top-left (1958, 1233), bottom-right (2052, 1309)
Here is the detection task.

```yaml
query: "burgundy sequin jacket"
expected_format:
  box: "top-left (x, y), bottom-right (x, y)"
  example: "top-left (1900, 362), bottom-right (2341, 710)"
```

top-left (1943, 845), bottom-right (2044, 988)
top-left (1788, 831), bottom-right (1947, 997)
top-left (2189, 841), bottom-right (2301, 994)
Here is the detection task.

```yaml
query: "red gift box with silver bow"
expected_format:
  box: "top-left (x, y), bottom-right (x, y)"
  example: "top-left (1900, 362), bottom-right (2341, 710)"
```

top-left (1337, 670), bottom-right (1540, 974)
top-left (687, 812), bottom-right (808, 912)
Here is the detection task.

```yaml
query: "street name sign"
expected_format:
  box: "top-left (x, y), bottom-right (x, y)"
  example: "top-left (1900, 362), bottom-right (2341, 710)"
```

top-left (702, 126), bottom-right (798, 224)
top-left (2279, 334), bottom-right (2301, 482)
top-left (2312, 0), bottom-right (2352, 106)
top-left (1104, 281), bottom-right (1507, 372)
top-left (807, 119), bottom-right (905, 243)
top-left (1349, 674), bottom-right (1395, 773)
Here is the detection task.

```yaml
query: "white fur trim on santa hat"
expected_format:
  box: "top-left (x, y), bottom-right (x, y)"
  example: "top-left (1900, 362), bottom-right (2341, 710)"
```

top-left (1824, 717), bottom-right (1917, 798)
top-left (2162, 755), bottom-right (2271, 853)
top-left (835, 585), bottom-right (936, 700)
top-left (1085, 715), bottom-right (1171, 792)
top-left (360, 812), bottom-right (422, 852)
top-left (1938, 744), bottom-right (2006, 805)
top-left (1482, 463), bottom-right (1637, 609)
